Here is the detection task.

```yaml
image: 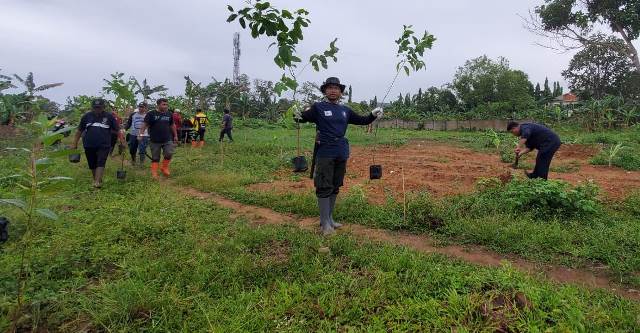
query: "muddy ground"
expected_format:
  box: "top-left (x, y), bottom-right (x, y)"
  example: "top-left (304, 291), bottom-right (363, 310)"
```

top-left (249, 141), bottom-right (640, 202)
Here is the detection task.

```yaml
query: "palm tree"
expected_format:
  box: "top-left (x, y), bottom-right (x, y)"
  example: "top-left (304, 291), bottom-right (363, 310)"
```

top-left (0, 69), bottom-right (15, 94)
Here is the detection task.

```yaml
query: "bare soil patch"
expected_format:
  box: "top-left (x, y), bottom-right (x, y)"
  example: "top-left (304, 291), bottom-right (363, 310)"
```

top-left (249, 141), bottom-right (640, 202)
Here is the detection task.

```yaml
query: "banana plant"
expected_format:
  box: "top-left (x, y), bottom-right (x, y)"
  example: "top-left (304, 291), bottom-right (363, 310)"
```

top-left (10, 72), bottom-right (63, 124)
top-left (607, 142), bottom-right (626, 167)
top-left (132, 78), bottom-right (168, 103)
top-left (1, 114), bottom-right (79, 330)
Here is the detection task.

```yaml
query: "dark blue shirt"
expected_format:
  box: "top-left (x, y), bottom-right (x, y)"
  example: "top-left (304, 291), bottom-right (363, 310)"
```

top-left (78, 111), bottom-right (119, 149)
top-left (520, 123), bottom-right (560, 150)
top-left (299, 101), bottom-right (375, 159)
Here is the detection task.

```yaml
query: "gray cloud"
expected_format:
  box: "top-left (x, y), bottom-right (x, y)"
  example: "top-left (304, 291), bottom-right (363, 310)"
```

top-left (2, 0), bottom-right (631, 104)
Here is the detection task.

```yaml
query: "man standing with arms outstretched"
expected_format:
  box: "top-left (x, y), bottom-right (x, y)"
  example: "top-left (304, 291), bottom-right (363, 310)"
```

top-left (508, 121), bottom-right (561, 180)
top-left (139, 98), bottom-right (178, 179)
top-left (294, 77), bottom-right (383, 235)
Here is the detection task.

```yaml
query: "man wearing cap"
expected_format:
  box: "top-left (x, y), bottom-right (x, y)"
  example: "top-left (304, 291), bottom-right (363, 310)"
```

top-left (507, 121), bottom-right (562, 180)
top-left (294, 77), bottom-right (383, 235)
top-left (125, 102), bottom-right (149, 166)
top-left (72, 98), bottom-right (124, 188)
top-left (138, 98), bottom-right (178, 179)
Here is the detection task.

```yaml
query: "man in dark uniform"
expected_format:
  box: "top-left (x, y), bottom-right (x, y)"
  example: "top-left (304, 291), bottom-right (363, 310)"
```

top-left (219, 108), bottom-right (233, 142)
top-left (294, 77), bottom-right (383, 235)
top-left (508, 121), bottom-right (562, 180)
top-left (139, 98), bottom-right (178, 179)
top-left (72, 98), bottom-right (124, 188)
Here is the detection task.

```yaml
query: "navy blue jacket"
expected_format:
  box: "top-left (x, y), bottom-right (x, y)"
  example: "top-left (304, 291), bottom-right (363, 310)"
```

top-left (298, 101), bottom-right (376, 159)
top-left (78, 111), bottom-right (119, 149)
top-left (520, 123), bottom-right (561, 151)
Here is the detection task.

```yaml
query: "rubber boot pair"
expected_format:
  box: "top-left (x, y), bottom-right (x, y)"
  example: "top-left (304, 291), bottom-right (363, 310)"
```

top-left (93, 167), bottom-right (104, 188)
top-left (191, 141), bottom-right (198, 148)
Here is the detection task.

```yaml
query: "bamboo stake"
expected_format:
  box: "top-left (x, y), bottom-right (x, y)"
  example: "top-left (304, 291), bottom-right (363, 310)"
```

top-left (402, 167), bottom-right (407, 224)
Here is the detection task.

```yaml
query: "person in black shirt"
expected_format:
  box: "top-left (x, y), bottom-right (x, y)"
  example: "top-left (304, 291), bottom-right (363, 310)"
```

top-left (72, 98), bottom-right (124, 188)
top-left (508, 121), bottom-right (562, 180)
top-left (139, 98), bottom-right (178, 179)
top-left (219, 108), bottom-right (233, 142)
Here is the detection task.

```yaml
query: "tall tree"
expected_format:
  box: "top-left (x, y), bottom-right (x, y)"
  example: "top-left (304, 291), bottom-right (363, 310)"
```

top-left (543, 77), bottom-right (551, 99)
top-left (404, 93), bottom-right (411, 107)
top-left (562, 35), bottom-right (638, 99)
top-left (133, 78), bottom-right (167, 103)
top-left (524, 0), bottom-right (640, 73)
top-left (451, 55), bottom-right (534, 113)
top-left (534, 83), bottom-right (541, 100)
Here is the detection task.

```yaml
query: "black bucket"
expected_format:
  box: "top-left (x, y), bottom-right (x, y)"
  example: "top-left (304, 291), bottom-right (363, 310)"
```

top-left (69, 153), bottom-right (81, 163)
top-left (116, 170), bottom-right (127, 180)
top-left (292, 156), bottom-right (308, 172)
top-left (369, 165), bottom-right (382, 180)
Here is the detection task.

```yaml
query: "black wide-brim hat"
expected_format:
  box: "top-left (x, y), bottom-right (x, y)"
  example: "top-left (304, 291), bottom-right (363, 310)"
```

top-left (320, 77), bottom-right (346, 94)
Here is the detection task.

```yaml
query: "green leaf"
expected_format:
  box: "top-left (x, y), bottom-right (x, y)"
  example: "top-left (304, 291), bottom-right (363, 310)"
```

top-left (239, 18), bottom-right (246, 29)
top-left (47, 148), bottom-right (82, 158)
top-left (227, 14), bottom-right (238, 22)
top-left (404, 66), bottom-right (410, 76)
top-left (41, 133), bottom-right (63, 147)
top-left (0, 198), bottom-right (27, 210)
top-left (36, 158), bottom-right (53, 165)
top-left (47, 176), bottom-right (73, 181)
top-left (36, 208), bottom-right (58, 220)
top-left (227, 5), bottom-right (234, 12)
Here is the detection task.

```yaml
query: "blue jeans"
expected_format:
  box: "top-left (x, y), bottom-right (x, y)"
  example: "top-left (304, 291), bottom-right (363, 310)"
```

top-left (128, 135), bottom-right (149, 161)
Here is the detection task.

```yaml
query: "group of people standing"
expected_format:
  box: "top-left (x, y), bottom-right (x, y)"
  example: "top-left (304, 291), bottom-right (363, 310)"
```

top-left (72, 77), bottom-right (561, 237)
top-left (72, 98), bottom-right (234, 187)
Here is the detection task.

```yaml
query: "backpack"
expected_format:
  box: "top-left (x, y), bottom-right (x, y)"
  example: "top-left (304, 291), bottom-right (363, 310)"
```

top-left (0, 217), bottom-right (8, 243)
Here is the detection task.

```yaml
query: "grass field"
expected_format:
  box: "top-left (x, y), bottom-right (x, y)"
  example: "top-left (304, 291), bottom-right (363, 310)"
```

top-left (1, 124), bottom-right (640, 331)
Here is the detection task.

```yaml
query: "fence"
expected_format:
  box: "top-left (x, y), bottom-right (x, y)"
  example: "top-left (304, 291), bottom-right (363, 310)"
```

top-left (375, 119), bottom-right (533, 131)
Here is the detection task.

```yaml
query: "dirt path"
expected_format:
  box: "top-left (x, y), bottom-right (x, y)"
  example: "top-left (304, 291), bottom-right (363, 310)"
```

top-left (177, 186), bottom-right (640, 301)
top-left (248, 141), bottom-right (640, 203)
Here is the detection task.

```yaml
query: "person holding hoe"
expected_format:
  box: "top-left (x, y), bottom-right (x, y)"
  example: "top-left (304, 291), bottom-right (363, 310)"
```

top-left (125, 102), bottom-right (149, 166)
top-left (72, 98), bottom-right (124, 188)
top-left (508, 121), bottom-right (561, 180)
top-left (138, 98), bottom-right (178, 180)
top-left (294, 77), bottom-right (384, 236)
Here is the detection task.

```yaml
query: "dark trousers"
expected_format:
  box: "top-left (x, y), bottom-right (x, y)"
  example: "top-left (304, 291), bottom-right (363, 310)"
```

top-left (85, 147), bottom-right (110, 170)
top-left (314, 157), bottom-right (347, 198)
top-left (219, 128), bottom-right (233, 142)
top-left (530, 141), bottom-right (561, 180)
top-left (194, 128), bottom-right (206, 142)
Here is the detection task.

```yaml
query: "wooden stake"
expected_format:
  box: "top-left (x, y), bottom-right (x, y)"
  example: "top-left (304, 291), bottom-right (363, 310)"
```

top-left (220, 141), bottom-right (224, 167)
top-left (402, 167), bottom-right (407, 224)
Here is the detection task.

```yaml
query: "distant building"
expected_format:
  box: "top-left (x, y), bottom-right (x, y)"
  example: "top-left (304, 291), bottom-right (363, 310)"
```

top-left (550, 92), bottom-right (579, 107)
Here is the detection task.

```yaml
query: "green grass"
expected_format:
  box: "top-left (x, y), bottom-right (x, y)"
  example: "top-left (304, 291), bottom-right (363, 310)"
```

top-left (1, 170), bottom-right (640, 331)
top-left (2, 128), bottom-right (640, 331)
top-left (166, 127), bottom-right (640, 286)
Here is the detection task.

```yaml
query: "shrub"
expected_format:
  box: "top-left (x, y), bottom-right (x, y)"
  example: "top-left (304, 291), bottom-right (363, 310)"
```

top-left (456, 178), bottom-right (601, 219)
top-left (591, 145), bottom-right (640, 170)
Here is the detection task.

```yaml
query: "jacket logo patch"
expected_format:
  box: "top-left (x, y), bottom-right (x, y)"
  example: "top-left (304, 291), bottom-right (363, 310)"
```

top-left (323, 111), bottom-right (332, 117)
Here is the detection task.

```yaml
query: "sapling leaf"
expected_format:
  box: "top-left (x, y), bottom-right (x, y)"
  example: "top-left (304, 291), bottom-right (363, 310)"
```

top-left (36, 208), bottom-right (58, 220)
top-left (0, 198), bottom-right (27, 211)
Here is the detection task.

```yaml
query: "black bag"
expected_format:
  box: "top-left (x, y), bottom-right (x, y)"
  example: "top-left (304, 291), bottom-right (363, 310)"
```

top-left (0, 217), bottom-right (8, 243)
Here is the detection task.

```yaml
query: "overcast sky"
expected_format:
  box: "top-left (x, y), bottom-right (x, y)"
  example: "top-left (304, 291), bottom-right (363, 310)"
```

top-left (0, 0), bottom-right (607, 104)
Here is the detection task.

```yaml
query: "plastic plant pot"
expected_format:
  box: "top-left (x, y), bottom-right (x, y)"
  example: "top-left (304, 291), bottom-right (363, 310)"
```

top-left (68, 153), bottom-right (81, 163)
top-left (292, 156), bottom-right (308, 173)
top-left (116, 170), bottom-right (127, 180)
top-left (369, 164), bottom-right (383, 180)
